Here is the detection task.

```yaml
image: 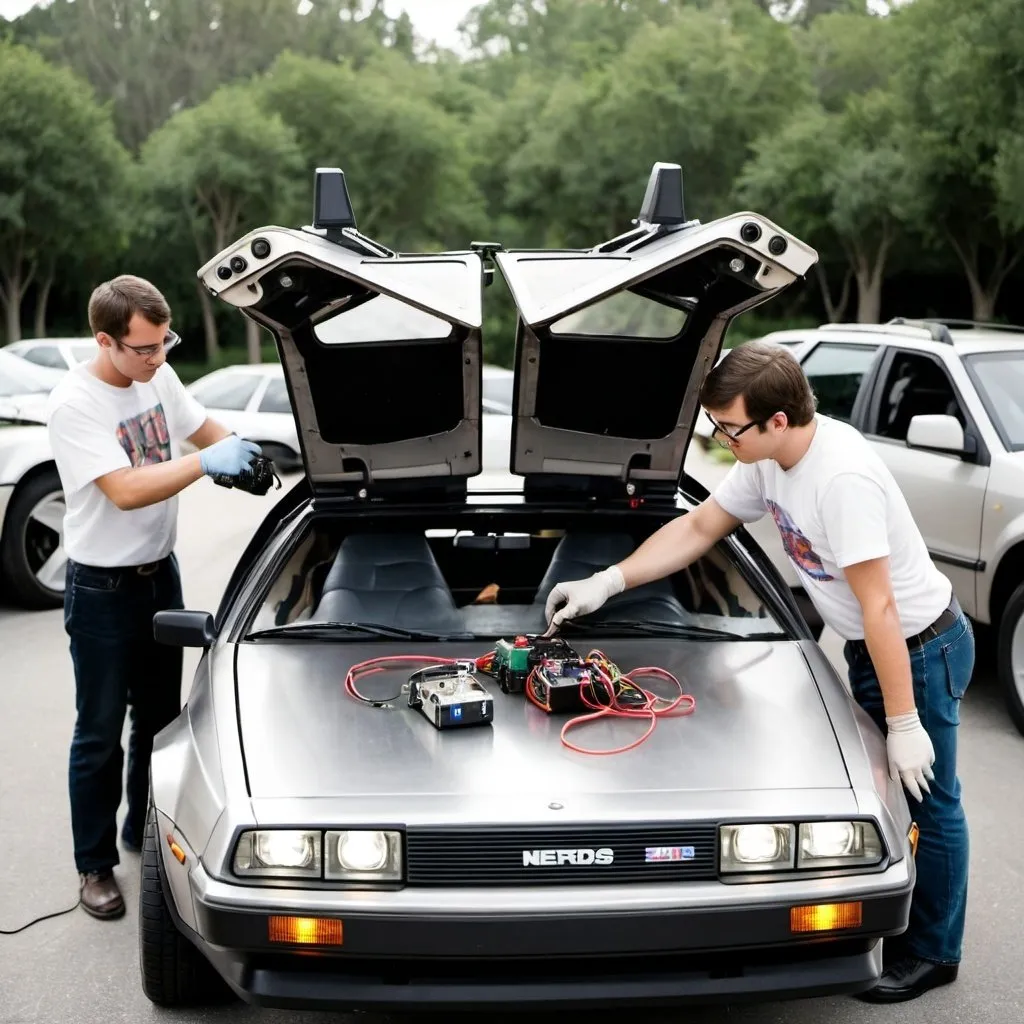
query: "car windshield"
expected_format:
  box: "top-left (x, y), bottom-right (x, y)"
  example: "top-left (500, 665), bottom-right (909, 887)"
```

top-left (0, 354), bottom-right (49, 396)
top-left (963, 351), bottom-right (1024, 451)
top-left (243, 523), bottom-right (787, 642)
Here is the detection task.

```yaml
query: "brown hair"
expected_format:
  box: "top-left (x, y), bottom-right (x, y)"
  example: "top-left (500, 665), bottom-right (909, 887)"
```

top-left (87, 275), bottom-right (171, 340)
top-left (698, 341), bottom-right (817, 428)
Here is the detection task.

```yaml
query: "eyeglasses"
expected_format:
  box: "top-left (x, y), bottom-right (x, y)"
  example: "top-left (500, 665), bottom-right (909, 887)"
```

top-left (117, 329), bottom-right (181, 359)
top-left (704, 410), bottom-right (766, 449)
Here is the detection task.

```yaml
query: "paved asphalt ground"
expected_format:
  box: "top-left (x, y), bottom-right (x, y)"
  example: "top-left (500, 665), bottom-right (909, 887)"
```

top-left (1, 449), bottom-right (1022, 1024)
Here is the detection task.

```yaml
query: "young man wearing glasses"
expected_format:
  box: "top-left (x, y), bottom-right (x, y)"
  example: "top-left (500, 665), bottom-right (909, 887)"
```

top-left (46, 275), bottom-right (263, 920)
top-left (544, 341), bottom-right (974, 1004)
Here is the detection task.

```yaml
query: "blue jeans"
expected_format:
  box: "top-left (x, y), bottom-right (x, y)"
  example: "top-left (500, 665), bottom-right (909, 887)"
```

top-left (843, 611), bottom-right (974, 966)
top-left (64, 555), bottom-right (184, 874)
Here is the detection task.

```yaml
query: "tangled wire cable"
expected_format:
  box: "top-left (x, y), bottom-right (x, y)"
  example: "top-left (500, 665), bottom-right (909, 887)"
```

top-left (344, 647), bottom-right (695, 755)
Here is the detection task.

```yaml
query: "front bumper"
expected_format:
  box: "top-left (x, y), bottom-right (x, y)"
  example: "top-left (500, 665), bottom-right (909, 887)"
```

top-left (166, 854), bottom-right (914, 1011)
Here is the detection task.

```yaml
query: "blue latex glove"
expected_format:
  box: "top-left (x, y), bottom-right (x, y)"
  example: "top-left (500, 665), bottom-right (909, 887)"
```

top-left (199, 435), bottom-right (262, 478)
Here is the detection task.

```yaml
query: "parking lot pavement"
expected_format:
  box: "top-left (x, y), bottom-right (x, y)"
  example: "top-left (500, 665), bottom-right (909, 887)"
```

top-left (1, 460), bottom-right (1022, 1024)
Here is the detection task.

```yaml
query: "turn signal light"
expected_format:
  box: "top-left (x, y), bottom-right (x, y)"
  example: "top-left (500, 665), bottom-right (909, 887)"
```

top-left (909, 822), bottom-right (920, 857)
top-left (790, 901), bottom-right (863, 933)
top-left (165, 834), bottom-right (186, 865)
top-left (268, 916), bottom-right (343, 946)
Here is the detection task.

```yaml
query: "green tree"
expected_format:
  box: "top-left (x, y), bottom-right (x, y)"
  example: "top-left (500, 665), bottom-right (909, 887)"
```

top-left (737, 93), bottom-right (919, 323)
top-left (0, 43), bottom-right (130, 342)
top-left (259, 51), bottom-right (484, 251)
top-left (504, 2), bottom-right (812, 245)
top-left (892, 0), bottom-right (1024, 320)
top-left (137, 83), bottom-right (305, 361)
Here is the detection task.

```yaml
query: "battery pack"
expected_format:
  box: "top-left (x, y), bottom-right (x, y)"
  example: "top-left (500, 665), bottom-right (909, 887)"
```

top-left (408, 666), bottom-right (494, 729)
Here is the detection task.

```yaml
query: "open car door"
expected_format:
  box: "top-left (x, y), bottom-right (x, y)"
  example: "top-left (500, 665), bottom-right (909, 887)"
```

top-left (494, 163), bottom-right (818, 501)
top-left (196, 170), bottom-right (485, 499)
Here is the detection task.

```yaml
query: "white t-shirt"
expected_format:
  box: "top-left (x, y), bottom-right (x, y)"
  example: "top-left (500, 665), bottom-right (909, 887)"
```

top-left (46, 363), bottom-right (207, 568)
top-left (712, 414), bottom-right (952, 641)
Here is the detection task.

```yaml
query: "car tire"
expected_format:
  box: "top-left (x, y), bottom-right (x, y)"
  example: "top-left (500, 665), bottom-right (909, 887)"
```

top-left (0, 468), bottom-right (66, 609)
top-left (997, 582), bottom-right (1024, 737)
top-left (139, 805), bottom-right (231, 1007)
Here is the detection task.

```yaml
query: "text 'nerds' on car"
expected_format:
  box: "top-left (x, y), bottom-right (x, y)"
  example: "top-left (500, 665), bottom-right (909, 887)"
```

top-left (141, 164), bottom-right (918, 1012)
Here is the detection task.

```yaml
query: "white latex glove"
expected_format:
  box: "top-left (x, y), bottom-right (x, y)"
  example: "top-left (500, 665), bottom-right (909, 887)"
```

top-left (544, 566), bottom-right (625, 633)
top-left (885, 711), bottom-right (936, 802)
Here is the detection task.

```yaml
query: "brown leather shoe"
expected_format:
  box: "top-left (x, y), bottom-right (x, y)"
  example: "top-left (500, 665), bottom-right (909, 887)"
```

top-left (79, 871), bottom-right (125, 919)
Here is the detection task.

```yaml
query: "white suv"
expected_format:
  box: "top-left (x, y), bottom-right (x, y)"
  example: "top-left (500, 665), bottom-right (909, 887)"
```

top-left (696, 318), bottom-right (1024, 735)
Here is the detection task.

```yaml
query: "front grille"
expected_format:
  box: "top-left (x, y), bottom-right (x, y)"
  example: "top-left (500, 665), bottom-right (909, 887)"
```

top-left (405, 824), bottom-right (718, 886)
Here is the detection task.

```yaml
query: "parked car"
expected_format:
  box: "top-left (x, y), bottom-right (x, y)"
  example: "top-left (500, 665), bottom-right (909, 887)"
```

top-left (4, 336), bottom-right (97, 378)
top-left (694, 319), bottom-right (1024, 735)
top-left (185, 363), bottom-right (302, 471)
top-left (0, 351), bottom-right (66, 608)
top-left (140, 166), bottom-right (917, 1013)
top-left (186, 361), bottom-right (517, 480)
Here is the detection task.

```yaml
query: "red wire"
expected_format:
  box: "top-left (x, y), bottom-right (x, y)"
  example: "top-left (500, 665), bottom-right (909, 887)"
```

top-left (344, 649), bottom-right (695, 756)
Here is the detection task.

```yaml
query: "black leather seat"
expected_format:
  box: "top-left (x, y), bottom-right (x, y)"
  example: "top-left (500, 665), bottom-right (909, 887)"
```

top-left (532, 532), bottom-right (688, 624)
top-left (313, 533), bottom-right (463, 631)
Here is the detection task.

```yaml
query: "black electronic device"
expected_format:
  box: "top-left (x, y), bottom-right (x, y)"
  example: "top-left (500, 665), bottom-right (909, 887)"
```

top-left (407, 661), bottom-right (493, 729)
top-left (211, 453), bottom-right (282, 497)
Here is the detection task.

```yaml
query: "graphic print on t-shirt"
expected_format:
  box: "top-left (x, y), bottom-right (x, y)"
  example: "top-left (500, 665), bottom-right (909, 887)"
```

top-left (766, 499), bottom-right (834, 582)
top-left (116, 403), bottom-right (171, 467)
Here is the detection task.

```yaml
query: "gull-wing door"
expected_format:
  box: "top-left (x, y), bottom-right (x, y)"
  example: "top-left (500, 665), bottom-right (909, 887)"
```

top-left (196, 169), bottom-right (485, 499)
top-left (494, 162), bottom-right (818, 501)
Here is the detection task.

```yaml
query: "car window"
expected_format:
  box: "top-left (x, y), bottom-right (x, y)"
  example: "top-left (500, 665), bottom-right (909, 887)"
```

top-left (22, 345), bottom-right (66, 369)
top-left (258, 377), bottom-right (292, 414)
top-left (189, 372), bottom-right (261, 411)
top-left (0, 352), bottom-right (50, 395)
top-left (873, 351), bottom-right (964, 441)
top-left (800, 342), bottom-right (877, 423)
top-left (313, 294), bottom-right (452, 344)
top-left (482, 375), bottom-right (513, 415)
top-left (549, 291), bottom-right (687, 339)
top-left (963, 351), bottom-right (1024, 451)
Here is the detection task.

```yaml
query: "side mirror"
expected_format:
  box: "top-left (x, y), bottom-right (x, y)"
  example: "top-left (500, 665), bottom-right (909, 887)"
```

top-left (154, 610), bottom-right (217, 647)
top-left (906, 414), bottom-right (969, 457)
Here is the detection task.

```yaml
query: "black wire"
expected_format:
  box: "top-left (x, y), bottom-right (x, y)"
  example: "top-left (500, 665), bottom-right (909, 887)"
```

top-left (0, 899), bottom-right (82, 935)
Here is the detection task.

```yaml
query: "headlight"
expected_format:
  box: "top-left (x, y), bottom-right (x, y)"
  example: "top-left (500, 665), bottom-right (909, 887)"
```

top-left (799, 821), bottom-right (883, 869)
top-left (325, 830), bottom-right (402, 882)
top-left (233, 830), bottom-right (322, 878)
top-left (720, 823), bottom-right (795, 873)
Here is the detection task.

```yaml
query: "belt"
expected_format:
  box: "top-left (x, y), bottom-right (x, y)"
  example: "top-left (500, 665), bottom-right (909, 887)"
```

top-left (850, 596), bottom-right (961, 654)
top-left (72, 555), bottom-right (170, 578)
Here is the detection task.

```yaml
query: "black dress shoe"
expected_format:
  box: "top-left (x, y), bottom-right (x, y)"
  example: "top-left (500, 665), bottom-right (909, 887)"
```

top-left (856, 956), bottom-right (959, 1003)
top-left (79, 871), bottom-right (125, 920)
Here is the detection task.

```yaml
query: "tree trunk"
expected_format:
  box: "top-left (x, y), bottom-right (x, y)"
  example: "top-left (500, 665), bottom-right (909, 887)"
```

top-left (849, 229), bottom-right (892, 324)
top-left (2, 289), bottom-right (20, 344)
top-left (245, 316), bottom-right (262, 364)
top-left (196, 283), bottom-right (219, 363)
top-left (33, 269), bottom-right (55, 339)
top-left (947, 231), bottom-right (1024, 323)
top-left (814, 264), bottom-right (853, 322)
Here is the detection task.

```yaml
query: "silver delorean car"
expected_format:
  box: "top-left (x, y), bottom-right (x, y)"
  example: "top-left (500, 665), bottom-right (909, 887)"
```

top-left (141, 164), bottom-right (918, 1011)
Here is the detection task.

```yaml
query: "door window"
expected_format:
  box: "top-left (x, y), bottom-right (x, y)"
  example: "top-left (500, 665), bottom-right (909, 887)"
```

top-left (800, 342), bottom-right (878, 423)
top-left (874, 352), bottom-right (964, 441)
top-left (188, 372), bottom-right (260, 411)
top-left (257, 377), bottom-right (292, 414)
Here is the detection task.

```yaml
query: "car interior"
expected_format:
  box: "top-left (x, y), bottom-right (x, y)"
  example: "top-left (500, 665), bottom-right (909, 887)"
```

top-left (245, 518), bottom-right (786, 640)
top-left (875, 352), bottom-right (965, 440)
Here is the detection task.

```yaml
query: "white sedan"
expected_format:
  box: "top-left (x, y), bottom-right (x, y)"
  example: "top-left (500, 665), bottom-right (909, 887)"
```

top-left (0, 351), bottom-right (66, 608)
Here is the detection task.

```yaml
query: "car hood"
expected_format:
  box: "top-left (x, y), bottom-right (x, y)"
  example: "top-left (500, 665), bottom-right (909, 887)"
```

top-left (234, 638), bottom-right (851, 806)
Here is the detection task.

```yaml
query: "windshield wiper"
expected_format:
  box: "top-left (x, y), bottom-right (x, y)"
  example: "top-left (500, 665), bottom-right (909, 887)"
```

top-left (0, 415), bottom-right (45, 426)
top-left (245, 621), bottom-right (475, 642)
top-left (559, 618), bottom-right (787, 640)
